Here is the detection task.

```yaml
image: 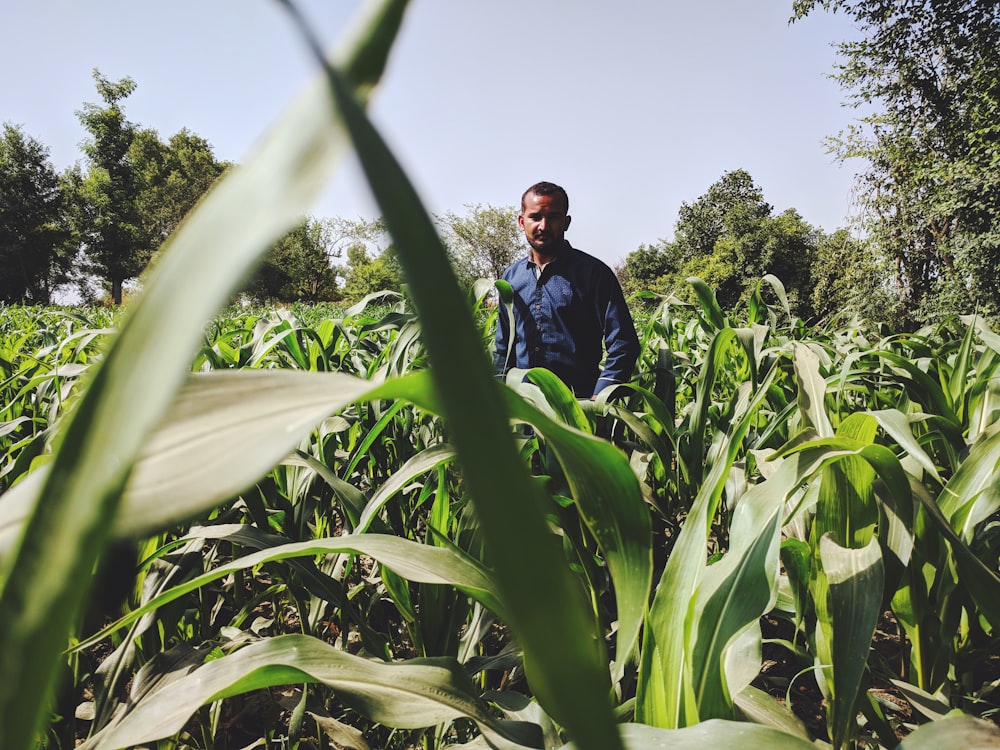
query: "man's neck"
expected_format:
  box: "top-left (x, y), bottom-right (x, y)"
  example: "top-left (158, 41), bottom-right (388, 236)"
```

top-left (529, 241), bottom-right (567, 269)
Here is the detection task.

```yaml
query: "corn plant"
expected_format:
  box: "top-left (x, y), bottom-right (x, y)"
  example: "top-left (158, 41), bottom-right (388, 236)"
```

top-left (2, 1), bottom-right (1000, 749)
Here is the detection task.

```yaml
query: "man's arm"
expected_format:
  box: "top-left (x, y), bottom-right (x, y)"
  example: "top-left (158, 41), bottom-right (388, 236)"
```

top-left (594, 272), bottom-right (640, 395)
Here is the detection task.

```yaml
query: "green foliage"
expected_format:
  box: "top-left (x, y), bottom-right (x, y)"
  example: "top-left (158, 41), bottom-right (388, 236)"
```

top-left (810, 228), bottom-right (898, 325)
top-left (70, 70), bottom-right (146, 305)
top-left (342, 242), bottom-right (402, 300)
top-left (245, 216), bottom-right (342, 303)
top-left (4, 3), bottom-right (1000, 750)
top-left (623, 170), bottom-right (821, 318)
top-left (437, 203), bottom-right (524, 288)
top-left (6, 283), bottom-right (1000, 749)
top-left (0, 124), bottom-right (74, 303)
top-left (64, 73), bottom-right (228, 305)
top-left (792, 0), bottom-right (1000, 325)
top-left (675, 168), bottom-right (773, 260)
top-left (130, 126), bottom-right (229, 249)
top-left (619, 241), bottom-right (678, 298)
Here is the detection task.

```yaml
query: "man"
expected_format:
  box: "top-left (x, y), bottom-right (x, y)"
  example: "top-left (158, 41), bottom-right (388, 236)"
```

top-left (494, 181), bottom-right (640, 398)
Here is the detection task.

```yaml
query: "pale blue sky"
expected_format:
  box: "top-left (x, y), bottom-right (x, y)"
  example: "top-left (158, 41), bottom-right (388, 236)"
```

top-left (1, 1), bottom-right (865, 267)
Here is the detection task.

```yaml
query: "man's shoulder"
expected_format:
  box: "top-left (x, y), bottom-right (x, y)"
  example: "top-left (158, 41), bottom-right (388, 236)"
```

top-left (564, 244), bottom-right (616, 276)
top-left (500, 256), bottom-right (529, 279)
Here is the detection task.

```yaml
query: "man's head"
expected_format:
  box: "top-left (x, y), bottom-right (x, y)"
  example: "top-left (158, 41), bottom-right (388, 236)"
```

top-left (519, 181), bottom-right (571, 257)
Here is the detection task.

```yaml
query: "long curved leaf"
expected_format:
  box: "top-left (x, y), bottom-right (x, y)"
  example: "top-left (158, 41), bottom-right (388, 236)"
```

top-left (558, 720), bottom-right (815, 750)
top-left (896, 713), bottom-right (1000, 749)
top-left (817, 535), bottom-right (884, 750)
top-left (637, 370), bottom-right (776, 728)
top-left (505, 388), bottom-right (652, 675)
top-left (0, 3), bottom-right (407, 744)
top-left (92, 634), bottom-right (539, 750)
top-left (76, 532), bottom-right (504, 652)
top-left (313, 31), bottom-right (622, 747)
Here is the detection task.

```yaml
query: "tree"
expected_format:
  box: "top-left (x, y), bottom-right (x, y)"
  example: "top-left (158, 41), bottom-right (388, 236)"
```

top-left (131, 127), bottom-right (228, 249)
top-left (810, 228), bottom-right (900, 325)
top-left (241, 216), bottom-right (395, 304)
top-left (620, 241), bottom-right (681, 298)
top-left (0, 124), bottom-right (72, 303)
top-left (341, 244), bottom-right (402, 301)
top-left (792, 0), bottom-right (1000, 323)
top-left (674, 169), bottom-right (772, 262)
top-left (330, 217), bottom-right (401, 301)
top-left (734, 208), bottom-right (818, 314)
top-left (624, 170), bottom-right (820, 316)
top-left (71, 70), bottom-right (145, 305)
top-left (245, 216), bottom-right (342, 303)
top-left (437, 203), bottom-right (524, 288)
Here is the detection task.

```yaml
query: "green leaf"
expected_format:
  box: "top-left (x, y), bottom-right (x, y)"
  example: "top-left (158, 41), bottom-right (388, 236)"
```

top-left (792, 342), bottom-right (833, 438)
top-left (558, 720), bottom-right (816, 749)
top-left (896, 713), bottom-right (1000, 749)
top-left (945, 314), bottom-right (977, 423)
top-left (685, 327), bottom-right (739, 486)
top-left (310, 36), bottom-right (622, 747)
top-left (733, 685), bottom-right (811, 741)
top-left (0, 370), bottom-right (413, 551)
top-left (690, 483), bottom-right (783, 719)
top-left (77, 532), bottom-right (505, 652)
top-left (636, 371), bottom-right (776, 728)
top-left (687, 277), bottom-right (727, 331)
top-left (817, 535), bottom-right (884, 750)
top-left (525, 368), bottom-right (591, 432)
top-left (505, 388), bottom-right (652, 676)
top-left (92, 634), bottom-right (540, 750)
top-left (866, 409), bottom-right (942, 484)
top-left (937, 426), bottom-right (1000, 539)
top-left (877, 350), bottom-right (960, 426)
top-left (357, 443), bottom-right (457, 532)
top-left (0, 3), bottom-right (406, 745)
top-left (779, 538), bottom-right (812, 629)
top-left (815, 413), bottom-right (878, 549)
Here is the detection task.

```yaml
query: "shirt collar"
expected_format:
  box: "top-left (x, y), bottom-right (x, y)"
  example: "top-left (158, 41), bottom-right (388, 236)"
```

top-left (526, 240), bottom-right (571, 270)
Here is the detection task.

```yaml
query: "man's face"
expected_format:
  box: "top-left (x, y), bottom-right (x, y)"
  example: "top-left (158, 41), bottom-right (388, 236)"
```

top-left (519, 192), bottom-right (571, 256)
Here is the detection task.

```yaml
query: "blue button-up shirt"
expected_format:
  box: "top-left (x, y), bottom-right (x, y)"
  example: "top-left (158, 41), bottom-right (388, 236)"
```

top-left (494, 242), bottom-right (640, 396)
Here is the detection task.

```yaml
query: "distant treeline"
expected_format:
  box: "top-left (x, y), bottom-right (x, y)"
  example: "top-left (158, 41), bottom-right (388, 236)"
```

top-left (3, 1), bottom-right (998, 329)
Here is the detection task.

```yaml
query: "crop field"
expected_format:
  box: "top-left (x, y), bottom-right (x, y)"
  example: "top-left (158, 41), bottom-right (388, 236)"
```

top-left (3, 278), bottom-right (1000, 750)
top-left (2, 2), bottom-right (999, 749)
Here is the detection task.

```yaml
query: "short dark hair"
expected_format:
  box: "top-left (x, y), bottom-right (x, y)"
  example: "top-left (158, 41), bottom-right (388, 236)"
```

top-left (521, 181), bottom-right (569, 213)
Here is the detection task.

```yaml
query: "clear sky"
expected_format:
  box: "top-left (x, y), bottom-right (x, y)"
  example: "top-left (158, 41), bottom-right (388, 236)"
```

top-left (1, 0), bottom-right (865, 268)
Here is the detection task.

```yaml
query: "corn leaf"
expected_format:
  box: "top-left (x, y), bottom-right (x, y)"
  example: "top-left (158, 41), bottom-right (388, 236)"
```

top-left (90, 634), bottom-right (539, 750)
top-left (792, 342), bottom-right (833, 438)
top-left (558, 720), bottom-right (816, 749)
top-left (504, 388), bottom-right (652, 676)
top-left (636, 370), bottom-right (775, 728)
top-left (817, 535), bottom-right (884, 750)
top-left (313, 33), bottom-right (621, 747)
top-left (687, 277), bottom-right (727, 331)
top-left (0, 3), bottom-right (407, 744)
top-left (896, 713), bottom-right (1000, 749)
top-left (690, 488), bottom-right (782, 719)
top-left (77, 532), bottom-right (505, 653)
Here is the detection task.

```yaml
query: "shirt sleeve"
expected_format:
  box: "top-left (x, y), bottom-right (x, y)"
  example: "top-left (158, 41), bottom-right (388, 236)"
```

top-left (594, 271), bottom-right (641, 395)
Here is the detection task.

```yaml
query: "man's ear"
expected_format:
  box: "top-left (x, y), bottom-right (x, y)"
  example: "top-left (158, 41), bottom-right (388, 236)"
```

top-left (565, 214), bottom-right (572, 230)
top-left (517, 213), bottom-right (526, 230)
